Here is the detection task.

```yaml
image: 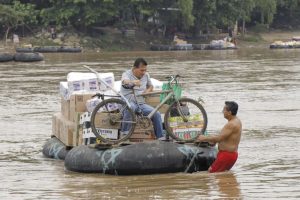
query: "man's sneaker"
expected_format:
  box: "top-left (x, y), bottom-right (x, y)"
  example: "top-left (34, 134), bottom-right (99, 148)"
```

top-left (158, 136), bottom-right (166, 141)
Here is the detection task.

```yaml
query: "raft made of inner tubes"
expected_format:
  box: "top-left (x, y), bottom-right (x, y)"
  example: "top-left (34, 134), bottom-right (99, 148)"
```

top-left (150, 44), bottom-right (193, 51)
top-left (66, 141), bottom-right (216, 175)
top-left (204, 44), bottom-right (237, 50)
top-left (150, 44), bottom-right (236, 51)
top-left (292, 36), bottom-right (300, 41)
top-left (0, 53), bottom-right (14, 62)
top-left (43, 137), bottom-right (70, 160)
top-left (270, 44), bottom-right (300, 49)
top-left (16, 46), bottom-right (82, 53)
top-left (14, 52), bottom-right (44, 62)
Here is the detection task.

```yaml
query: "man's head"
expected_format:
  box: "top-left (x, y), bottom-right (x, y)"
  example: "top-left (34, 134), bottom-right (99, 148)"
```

top-left (132, 58), bottom-right (147, 78)
top-left (223, 101), bottom-right (238, 118)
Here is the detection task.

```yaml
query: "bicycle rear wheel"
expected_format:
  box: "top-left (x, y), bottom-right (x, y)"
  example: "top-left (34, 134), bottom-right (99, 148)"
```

top-left (164, 97), bottom-right (208, 142)
top-left (90, 98), bottom-right (136, 144)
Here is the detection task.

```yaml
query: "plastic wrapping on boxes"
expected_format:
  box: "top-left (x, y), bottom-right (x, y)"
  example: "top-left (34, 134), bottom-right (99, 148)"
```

top-left (67, 72), bottom-right (114, 93)
top-left (60, 82), bottom-right (69, 100)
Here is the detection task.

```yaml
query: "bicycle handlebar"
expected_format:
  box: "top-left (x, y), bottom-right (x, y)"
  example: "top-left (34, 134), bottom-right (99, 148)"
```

top-left (165, 74), bottom-right (182, 84)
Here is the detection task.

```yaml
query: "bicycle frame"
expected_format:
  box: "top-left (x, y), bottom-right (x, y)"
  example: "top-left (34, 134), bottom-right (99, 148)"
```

top-left (84, 65), bottom-right (186, 122)
top-left (137, 90), bottom-right (173, 118)
top-left (83, 65), bottom-right (132, 109)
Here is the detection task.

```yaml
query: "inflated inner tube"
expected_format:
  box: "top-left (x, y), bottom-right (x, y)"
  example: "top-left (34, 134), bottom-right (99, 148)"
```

top-left (150, 44), bottom-right (193, 51)
top-left (14, 52), bottom-right (44, 62)
top-left (43, 137), bottom-right (69, 160)
top-left (16, 46), bottom-right (82, 53)
top-left (16, 47), bottom-right (34, 53)
top-left (64, 141), bottom-right (216, 175)
top-left (0, 53), bottom-right (14, 62)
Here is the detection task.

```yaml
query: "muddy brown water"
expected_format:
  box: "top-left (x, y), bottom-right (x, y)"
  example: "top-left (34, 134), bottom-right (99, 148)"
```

top-left (0, 48), bottom-right (300, 199)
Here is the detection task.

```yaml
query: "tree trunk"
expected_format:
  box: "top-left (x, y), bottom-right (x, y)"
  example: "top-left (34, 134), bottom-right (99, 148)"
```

top-left (5, 26), bottom-right (11, 46)
top-left (242, 18), bottom-right (245, 36)
top-left (261, 12), bottom-right (264, 24)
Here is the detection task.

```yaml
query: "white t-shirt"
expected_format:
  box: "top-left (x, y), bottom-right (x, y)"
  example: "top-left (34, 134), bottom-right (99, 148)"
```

top-left (120, 69), bottom-right (153, 104)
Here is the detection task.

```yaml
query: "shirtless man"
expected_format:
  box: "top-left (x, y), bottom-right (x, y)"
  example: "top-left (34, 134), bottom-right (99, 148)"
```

top-left (197, 101), bottom-right (242, 173)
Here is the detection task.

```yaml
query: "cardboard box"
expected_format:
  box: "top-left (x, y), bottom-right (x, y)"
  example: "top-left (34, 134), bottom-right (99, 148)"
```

top-left (61, 98), bottom-right (70, 120)
top-left (130, 131), bottom-right (154, 139)
top-left (78, 127), bottom-right (83, 145)
top-left (52, 113), bottom-right (63, 138)
top-left (69, 94), bottom-right (95, 122)
top-left (145, 96), bottom-right (169, 114)
top-left (82, 127), bottom-right (118, 139)
top-left (93, 112), bottom-right (122, 129)
top-left (59, 117), bottom-right (76, 147)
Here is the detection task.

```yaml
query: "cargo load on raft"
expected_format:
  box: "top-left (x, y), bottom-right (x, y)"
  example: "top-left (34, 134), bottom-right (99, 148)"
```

top-left (270, 37), bottom-right (300, 49)
top-left (42, 67), bottom-right (217, 175)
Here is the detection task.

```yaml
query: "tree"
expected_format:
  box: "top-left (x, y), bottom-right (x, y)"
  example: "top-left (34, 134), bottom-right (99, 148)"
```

top-left (192, 0), bottom-right (216, 36)
top-left (254, 0), bottom-right (277, 25)
top-left (178, 0), bottom-right (194, 30)
top-left (0, 2), bottom-right (37, 44)
top-left (239, 0), bottom-right (256, 35)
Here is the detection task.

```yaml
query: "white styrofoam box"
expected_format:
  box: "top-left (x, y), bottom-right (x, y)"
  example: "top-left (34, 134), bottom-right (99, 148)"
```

top-left (85, 90), bottom-right (119, 113)
top-left (60, 82), bottom-right (69, 100)
top-left (114, 78), bottom-right (163, 92)
top-left (80, 112), bottom-right (91, 125)
top-left (151, 78), bottom-right (163, 90)
top-left (83, 128), bottom-right (95, 138)
top-left (67, 72), bottom-right (115, 93)
top-left (86, 98), bottom-right (102, 113)
top-left (86, 98), bottom-right (119, 113)
top-left (114, 80), bottom-right (121, 92)
top-left (83, 128), bottom-right (118, 139)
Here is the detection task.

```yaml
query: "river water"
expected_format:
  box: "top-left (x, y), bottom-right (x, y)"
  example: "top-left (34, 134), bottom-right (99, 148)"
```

top-left (0, 48), bottom-right (299, 199)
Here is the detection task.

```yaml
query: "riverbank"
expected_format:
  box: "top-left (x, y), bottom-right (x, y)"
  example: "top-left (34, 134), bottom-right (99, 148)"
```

top-left (1, 29), bottom-right (300, 52)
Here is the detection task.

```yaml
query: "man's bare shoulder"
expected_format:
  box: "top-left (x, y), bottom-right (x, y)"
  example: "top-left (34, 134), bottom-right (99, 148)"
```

top-left (227, 117), bottom-right (242, 127)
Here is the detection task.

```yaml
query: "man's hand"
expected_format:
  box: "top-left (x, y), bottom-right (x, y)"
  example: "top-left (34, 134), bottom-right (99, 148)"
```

top-left (132, 80), bottom-right (141, 86)
top-left (196, 135), bottom-right (207, 142)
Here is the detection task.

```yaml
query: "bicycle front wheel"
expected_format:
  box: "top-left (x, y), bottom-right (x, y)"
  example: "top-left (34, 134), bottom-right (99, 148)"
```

top-left (90, 98), bottom-right (136, 144)
top-left (164, 97), bottom-right (208, 142)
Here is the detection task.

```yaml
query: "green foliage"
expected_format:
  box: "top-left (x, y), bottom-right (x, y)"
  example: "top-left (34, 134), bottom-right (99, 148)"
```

top-left (254, 0), bottom-right (277, 24)
top-left (178, 0), bottom-right (195, 29)
top-left (0, 1), bottom-right (37, 27)
top-left (0, 0), bottom-right (299, 38)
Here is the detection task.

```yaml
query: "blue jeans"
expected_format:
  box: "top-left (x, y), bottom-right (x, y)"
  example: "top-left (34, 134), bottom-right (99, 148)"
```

top-left (122, 102), bottom-right (163, 138)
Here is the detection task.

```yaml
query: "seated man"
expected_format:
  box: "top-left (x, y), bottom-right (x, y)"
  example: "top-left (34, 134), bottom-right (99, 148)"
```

top-left (120, 58), bottom-right (164, 139)
top-left (197, 101), bottom-right (242, 173)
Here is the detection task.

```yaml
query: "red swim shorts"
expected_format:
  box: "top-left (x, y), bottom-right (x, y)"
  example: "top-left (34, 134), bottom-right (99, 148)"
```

top-left (209, 150), bottom-right (238, 173)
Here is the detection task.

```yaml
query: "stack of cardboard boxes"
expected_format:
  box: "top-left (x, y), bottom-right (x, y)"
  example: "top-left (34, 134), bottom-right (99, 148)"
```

top-left (52, 72), bottom-right (114, 147)
top-left (52, 72), bottom-right (167, 147)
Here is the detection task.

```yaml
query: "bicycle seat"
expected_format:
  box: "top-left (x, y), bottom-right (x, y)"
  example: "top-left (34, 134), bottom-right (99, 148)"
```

top-left (122, 84), bottom-right (135, 89)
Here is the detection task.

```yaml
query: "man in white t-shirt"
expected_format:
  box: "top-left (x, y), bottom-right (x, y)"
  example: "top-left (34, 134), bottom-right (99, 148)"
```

top-left (120, 58), bottom-right (164, 139)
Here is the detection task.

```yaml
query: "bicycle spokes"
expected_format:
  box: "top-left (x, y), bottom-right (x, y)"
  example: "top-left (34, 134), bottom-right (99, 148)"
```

top-left (91, 98), bottom-right (136, 144)
top-left (165, 98), bottom-right (207, 142)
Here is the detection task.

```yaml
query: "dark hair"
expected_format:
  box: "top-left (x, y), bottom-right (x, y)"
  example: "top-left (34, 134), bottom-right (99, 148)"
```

top-left (225, 101), bottom-right (238, 115)
top-left (134, 58), bottom-right (147, 68)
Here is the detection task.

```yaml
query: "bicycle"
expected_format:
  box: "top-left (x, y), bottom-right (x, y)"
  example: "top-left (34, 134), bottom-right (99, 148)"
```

top-left (83, 65), bottom-right (208, 144)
